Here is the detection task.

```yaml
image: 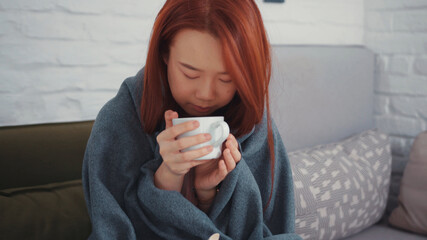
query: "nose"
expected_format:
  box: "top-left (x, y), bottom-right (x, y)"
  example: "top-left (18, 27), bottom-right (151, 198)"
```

top-left (195, 78), bottom-right (215, 101)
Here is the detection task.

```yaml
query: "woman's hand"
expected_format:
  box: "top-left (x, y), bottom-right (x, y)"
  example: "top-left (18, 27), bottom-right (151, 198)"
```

top-left (154, 110), bottom-right (213, 191)
top-left (194, 134), bottom-right (241, 204)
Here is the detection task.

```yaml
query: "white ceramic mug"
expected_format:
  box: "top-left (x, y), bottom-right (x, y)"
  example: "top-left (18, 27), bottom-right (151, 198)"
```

top-left (172, 116), bottom-right (230, 160)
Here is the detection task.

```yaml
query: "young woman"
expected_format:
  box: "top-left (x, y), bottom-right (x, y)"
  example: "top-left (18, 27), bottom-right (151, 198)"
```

top-left (83, 0), bottom-right (300, 239)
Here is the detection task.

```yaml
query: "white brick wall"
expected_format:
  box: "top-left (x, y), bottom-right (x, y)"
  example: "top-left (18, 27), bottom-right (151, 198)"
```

top-left (257, 0), bottom-right (364, 45)
top-left (367, 1), bottom-right (427, 215)
top-left (0, 0), bottom-right (363, 127)
top-left (0, 1), bottom-right (165, 125)
top-left (366, 0), bottom-right (427, 157)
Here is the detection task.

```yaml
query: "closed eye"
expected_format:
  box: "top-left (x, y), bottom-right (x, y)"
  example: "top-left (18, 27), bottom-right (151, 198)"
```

top-left (220, 79), bottom-right (232, 83)
top-left (183, 73), bottom-right (199, 80)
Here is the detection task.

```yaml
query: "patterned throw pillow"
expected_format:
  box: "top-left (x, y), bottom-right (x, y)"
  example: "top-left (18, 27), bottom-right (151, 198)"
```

top-left (288, 129), bottom-right (391, 240)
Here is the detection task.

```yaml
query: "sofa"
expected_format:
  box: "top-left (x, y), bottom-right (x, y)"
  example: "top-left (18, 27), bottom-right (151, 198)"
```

top-left (0, 121), bottom-right (93, 239)
top-left (1, 45), bottom-right (426, 240)
top-left (268, 45), bottom-right (426, 240)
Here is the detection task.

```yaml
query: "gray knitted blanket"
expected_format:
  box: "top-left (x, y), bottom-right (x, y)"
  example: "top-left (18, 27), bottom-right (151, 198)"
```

top-left (82, 68), bottom-right (301, 240)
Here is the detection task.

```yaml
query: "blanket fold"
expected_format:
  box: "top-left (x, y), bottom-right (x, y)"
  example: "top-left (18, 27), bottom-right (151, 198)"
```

top-left (82, 68), bottom-right (301, 240)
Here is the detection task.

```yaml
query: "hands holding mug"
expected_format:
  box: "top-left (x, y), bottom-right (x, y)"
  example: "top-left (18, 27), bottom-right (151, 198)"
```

top-left (193, 133), bottom-right (241, 210)
top-left (154, 110), bottom-right (241, 209)
top-left (156, 110), bottom-right (213, 176)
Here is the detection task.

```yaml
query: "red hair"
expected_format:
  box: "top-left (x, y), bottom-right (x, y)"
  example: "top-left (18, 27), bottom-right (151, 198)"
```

top-left (141, 0), bottom-right (275, 211)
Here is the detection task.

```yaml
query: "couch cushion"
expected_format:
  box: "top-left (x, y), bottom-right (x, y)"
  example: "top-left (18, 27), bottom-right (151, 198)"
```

top-left (289, 129), bottom-right (391, 240)
top-left (0, 179), bottom-right (91, 240)
top-left (344, 223), bottom-right (427, 240)
top-left (389, 131), bottom-right (427, 235)
top-left (0, 121), bottom-right (94, 189)
top-left (269, 46), bottom-right (375, 152)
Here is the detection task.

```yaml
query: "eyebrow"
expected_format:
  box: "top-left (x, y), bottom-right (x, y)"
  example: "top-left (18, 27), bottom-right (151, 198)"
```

top-left (179, 62), bottom-right (229, 75)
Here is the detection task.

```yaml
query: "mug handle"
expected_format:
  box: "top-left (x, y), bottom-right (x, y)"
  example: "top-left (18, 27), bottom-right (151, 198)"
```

top-left (210, 121), bottom-right (230, 147)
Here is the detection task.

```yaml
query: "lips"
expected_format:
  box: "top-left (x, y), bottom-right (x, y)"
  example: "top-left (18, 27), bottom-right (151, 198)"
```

top-left (192, 104), bottom-right (212, 113)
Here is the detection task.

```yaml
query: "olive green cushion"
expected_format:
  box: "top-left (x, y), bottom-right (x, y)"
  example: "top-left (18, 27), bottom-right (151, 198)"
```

top-left (0, 121), bottom-right (94, 190)
top-left (0, 179), bottom-right (91, 240)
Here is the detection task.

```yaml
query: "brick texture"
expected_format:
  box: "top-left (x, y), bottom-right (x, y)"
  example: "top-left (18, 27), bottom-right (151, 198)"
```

top-left (0, 1), bottom-right (165, 126)
top-left (0, 0), bottom-right (364, 127)
top-left (366, 1), bottom-right (427, 205)
top-left (414, 57), bottom-right (427, 75)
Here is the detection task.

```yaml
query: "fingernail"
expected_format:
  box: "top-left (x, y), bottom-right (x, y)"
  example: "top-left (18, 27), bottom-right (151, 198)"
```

top-left (205, 133), bottom-right (211, 140)
top-left (206, 145), bottom-right (213, 152)
top-left (193, 121), bottom-right (199, 127)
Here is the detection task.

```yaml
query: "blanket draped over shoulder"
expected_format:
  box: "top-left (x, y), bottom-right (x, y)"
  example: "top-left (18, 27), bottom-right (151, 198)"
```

top-left (82, 68), bottom-right (301, 240)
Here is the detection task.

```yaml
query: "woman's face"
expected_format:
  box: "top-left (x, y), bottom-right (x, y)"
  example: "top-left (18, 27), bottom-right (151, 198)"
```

top-left (165, 29), bottom-right (237, 117)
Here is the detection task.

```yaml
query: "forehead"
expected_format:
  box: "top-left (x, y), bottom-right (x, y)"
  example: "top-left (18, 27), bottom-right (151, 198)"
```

top-left (169, 29), bottom-right (227, 73)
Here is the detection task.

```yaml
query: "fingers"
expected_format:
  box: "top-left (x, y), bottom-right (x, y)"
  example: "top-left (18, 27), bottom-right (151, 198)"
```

top-left (217, 135), bottom-right (242, 178)
top-left (164, 110), bottom-right (178, 129)
top-left (223, 149), bottom-right (236, 172)
top-left (165, 159), bottom-right (211, 176)
top-left (217, 160), bottom-right (228, 180)
top-left (157, 118), bottom-right (199, 142)
top-left (173, 133), bottom-right (211, 152)
top-left (159, 132), bottom-right (212, 163)
top-left (178, 144), bottom-right (213, 162)
top-left (164, 110), bottom-right (179, 129)
top-left (158, 145), bottom-right (213, 176)
top-left (160, 141), bottom-right (213, 165)
top-left (226, 134), bottom-right (241, 163)
top-left (213, 133), bottom-right (241, 181)
top-left (181, 159), bottom-right (212, 170)
top-left (228, 144), bottom-right (241, 164)
top-left (226, 134), bottom-right (239, 149)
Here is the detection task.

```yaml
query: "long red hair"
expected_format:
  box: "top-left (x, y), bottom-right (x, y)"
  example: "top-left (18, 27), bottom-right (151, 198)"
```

top-left (141, 0), bottom-right (275, 211)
